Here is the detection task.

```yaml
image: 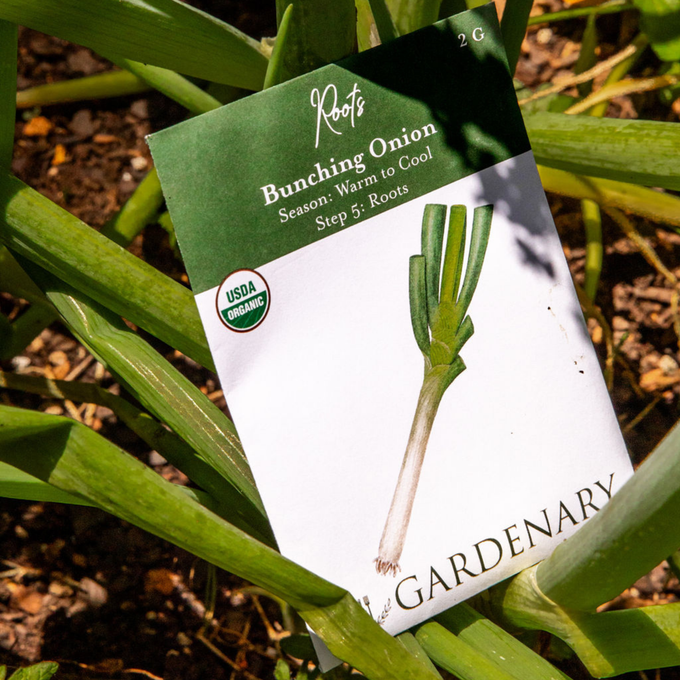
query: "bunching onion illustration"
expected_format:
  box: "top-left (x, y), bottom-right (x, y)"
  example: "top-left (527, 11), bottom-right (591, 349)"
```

top-left (375, 203), bottom-right (494, 576)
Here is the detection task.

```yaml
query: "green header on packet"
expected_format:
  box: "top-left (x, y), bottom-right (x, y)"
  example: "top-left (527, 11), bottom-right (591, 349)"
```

top-left (148, 4), bottom-right (529, 295)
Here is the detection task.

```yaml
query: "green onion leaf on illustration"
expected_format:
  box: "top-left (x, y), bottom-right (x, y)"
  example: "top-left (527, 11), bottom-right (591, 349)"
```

top-left (375, 203), bottom-right (494, 577)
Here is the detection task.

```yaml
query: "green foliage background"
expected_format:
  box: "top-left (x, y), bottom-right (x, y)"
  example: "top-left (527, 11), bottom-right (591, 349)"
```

top-left (1, 0), bottom-right (680, 677)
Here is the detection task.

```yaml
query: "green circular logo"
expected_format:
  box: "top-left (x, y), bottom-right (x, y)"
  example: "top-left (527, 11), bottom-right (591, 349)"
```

top-left (216, 269), bottom-right (270, 332)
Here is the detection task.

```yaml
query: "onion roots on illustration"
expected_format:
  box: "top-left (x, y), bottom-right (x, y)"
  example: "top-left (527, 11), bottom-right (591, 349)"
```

top-left (375, 203), bottom-right (494, 577)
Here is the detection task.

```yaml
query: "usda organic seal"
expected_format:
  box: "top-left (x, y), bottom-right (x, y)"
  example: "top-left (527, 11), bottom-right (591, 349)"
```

top-left (216, 269), bottom-right (270, 332)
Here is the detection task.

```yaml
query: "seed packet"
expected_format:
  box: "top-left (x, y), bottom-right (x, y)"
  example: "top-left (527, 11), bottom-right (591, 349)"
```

top-left (148, 2), bottom-right (632, 653)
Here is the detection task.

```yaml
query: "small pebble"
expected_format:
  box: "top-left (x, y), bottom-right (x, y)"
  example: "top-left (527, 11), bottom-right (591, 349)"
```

top-left (10, 356), bottom-right (31, 372)
top-left (79, 577), bottom-right (108, 607)
top-left (130, 100), bottom-right (149, 119)
top-left (536, 28), bottom-right (553, 45)
top-left (148, 451), bottom-right (167, 466)
top-left (659, 355), bottom-right (679, 374)
top-left (130, 156), bottom-right (148, 171)
top-left (69, 109), bottom-right (96, 138)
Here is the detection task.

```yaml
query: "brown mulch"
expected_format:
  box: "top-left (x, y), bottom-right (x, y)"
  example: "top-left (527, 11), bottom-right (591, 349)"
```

top-left (2, 1), bottom-right (680, 679)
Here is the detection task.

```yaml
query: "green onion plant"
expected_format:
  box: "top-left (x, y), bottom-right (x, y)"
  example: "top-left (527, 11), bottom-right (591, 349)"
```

top-left (1, 0), bottom-right (680, 678)
top-left (376, 204), bottom-right (492, 576)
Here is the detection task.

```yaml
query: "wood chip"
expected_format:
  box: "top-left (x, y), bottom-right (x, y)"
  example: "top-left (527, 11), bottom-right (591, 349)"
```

top-left (51, 143), bottom-right (68, 166)
top-left (93, 133), bottom-right (119, 144)
top-left (53, 363), bottom-right (71, 380)
top-left (48, 350), bottom-right (68, 366)
top-left (49, 350), bottom-right (71, 379)
top-left (560, 40), bottom-right (580, 60)
top-left (27, 336), bottom-right (44, 352)
top-left (64, 399), bottom-right (82, 421)
top-left (83, 402), bottom-right (97, 427)
top-left (13, 586), bottom-right (43, 615)
top-left (634, 286), bottom-right (673, 304)
top-left (145, 568), bottom-right (180, 596)
top-left (23, 116), bottom-right (53, 137)
top-left (588, 318), bottom-right (603, 344)
top-left (640, 367), bottom-right (680, 392)
top-left (64, 354), bottom-right (94, 381)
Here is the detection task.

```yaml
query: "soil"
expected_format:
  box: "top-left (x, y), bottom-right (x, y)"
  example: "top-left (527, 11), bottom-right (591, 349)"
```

top-left (1, 2), bottom-right (680, 679)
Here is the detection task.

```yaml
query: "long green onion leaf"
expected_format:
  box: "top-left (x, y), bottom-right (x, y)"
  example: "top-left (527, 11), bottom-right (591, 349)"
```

top-left (537, 166), bottom-right (680, 229)
top-left (434, 604), bottom-right (573, 680)
top-left (487, 565), bottom-right (680, 677)
top-left (0, 368), bottom-right (271, 541)
top-left (0, 405), bottom-right (442, 679)
top-left (385, 0), bottom-right (440, 35)
top-left (528, 1), bottom-right (635, 25)
top-left (500, 0), bottom-right (534, 74)
top-left (415, 620), bottom-right (519, 680)
top-left (524, 113), bottom-right (680, 191)
top-left (574, 14), bottom-right (599, 98)
top-left (422, 204), bottom-right (447, 326)
top-left (0, 20), bottom-right (17, 174)
top-left (582, 199), bottom-right (602, 301)
top-left (0, 460), bottom-right (218, 512)
top-left (451, 205), bottom-right (492, 331)
top-left (0, 174), bottom-right (213, 370)
top-left (263, 4), bottom-right (296, 90)
top-left (16, 259), bottom-right (273, 541)
top-left (632, 0), bottom-right (680, 61)
top-left (99, 168), bottom-right (165, 247)
top-left (356, 0), bottom-right (381, 51)
top-left (439, 205), bottom-right (467, 304)
top-left (398, 632), bottom-right (441, 674)
top-left (409, 255), bottom-right (431, 355)
top-left (108, 56), bottom-right (222, 114)
top-left (0, 0), bottom-right (268, 90)
top-left (16, 70), bottom-right (149, 109)
top-left (368, 0), bottom-right (400, 43)
top-left (533, 414), bottom-right (680, 611)
top-left (274, 0), bottom-right (356, 79)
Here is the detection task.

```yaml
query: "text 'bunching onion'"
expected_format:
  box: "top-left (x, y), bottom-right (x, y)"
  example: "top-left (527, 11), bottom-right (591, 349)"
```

top-left (375, 203), bottom-right (494, 577)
